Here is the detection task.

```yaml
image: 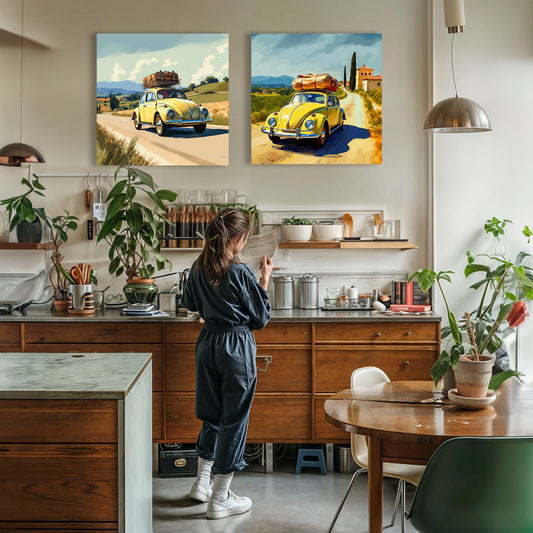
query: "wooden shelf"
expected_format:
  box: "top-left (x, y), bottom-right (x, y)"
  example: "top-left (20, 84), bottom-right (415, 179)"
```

top-left (278, 240), bottom-right (419, 250)
top-left (0, 242), bottom-right (54, 250)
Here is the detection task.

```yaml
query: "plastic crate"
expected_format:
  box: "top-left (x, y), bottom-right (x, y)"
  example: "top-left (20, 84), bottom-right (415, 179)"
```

top-left (159, 444), bottom-right (198, 478)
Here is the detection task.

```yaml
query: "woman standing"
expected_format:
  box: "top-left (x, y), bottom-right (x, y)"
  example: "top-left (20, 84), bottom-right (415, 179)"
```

top-left (182, 208), bottom-right (273, 519)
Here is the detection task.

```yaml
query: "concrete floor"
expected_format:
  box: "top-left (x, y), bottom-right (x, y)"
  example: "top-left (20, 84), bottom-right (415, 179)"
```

top-left (153, 455), bottom-right (418, 533)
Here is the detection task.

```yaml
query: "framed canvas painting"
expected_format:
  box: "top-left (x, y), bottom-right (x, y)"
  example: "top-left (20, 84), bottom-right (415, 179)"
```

top-left (97, 33), bottom-right (228, 166)
top-left (251, 33), bottom-right (382, 165)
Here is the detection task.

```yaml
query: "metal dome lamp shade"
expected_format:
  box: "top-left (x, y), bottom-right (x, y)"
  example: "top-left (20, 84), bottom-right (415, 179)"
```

top-left (424, 0), bottom-right (491, 133)
top-left (0, 0), bottom-right (45, 166)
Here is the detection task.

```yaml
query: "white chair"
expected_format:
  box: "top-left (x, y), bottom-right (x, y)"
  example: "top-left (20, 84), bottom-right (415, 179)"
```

top-left (328, 366), bottom-right (425, 533)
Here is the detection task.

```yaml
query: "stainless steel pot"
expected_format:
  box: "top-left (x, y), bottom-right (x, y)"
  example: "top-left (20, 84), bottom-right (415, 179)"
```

top-left (273, 275), bottom-right (294, 309)
top-left (297, 274), bottom-right (319, 309)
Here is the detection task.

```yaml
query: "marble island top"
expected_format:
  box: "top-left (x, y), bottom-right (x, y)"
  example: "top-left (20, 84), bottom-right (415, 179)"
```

top-left (0, 352), bottom-right (152, 400)
top-left (0, 305), bottom-right (441, 323)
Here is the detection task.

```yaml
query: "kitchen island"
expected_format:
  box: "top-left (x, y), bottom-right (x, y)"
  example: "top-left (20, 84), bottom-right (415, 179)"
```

top-left (0, 306), bottom-right (440, 446)
top-left (0, 351), bottom-right (152, 533)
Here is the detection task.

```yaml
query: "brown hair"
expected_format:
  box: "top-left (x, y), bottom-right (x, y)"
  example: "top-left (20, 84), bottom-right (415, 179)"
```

top-left (197, 208), bottom-right (250, 286)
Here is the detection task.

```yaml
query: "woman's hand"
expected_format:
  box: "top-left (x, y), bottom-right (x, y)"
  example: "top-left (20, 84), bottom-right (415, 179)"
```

top-left (260, 256), bottom-right (274, 290)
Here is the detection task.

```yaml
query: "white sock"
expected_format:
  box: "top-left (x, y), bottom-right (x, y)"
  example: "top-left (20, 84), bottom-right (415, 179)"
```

top-left (197, 457), bottom-right (213, 486)
top-left (211, 472), bottom-right (234, 501)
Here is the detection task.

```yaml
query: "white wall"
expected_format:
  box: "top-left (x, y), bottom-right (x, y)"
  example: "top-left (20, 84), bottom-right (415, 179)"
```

top-left (0, 0), bottom-right (430, 286)
top-left (432, 0), bottom-right (533, 380)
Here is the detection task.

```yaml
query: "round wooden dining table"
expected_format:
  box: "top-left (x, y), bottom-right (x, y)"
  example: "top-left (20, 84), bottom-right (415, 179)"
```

top-left (324, 379), bottom-right (533, 533)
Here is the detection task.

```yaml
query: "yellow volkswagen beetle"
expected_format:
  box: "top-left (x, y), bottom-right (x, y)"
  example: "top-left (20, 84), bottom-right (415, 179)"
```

top-left (133, 88), bottom-right (211, 136)
top-left (261, 91), bottom-right (345, 148)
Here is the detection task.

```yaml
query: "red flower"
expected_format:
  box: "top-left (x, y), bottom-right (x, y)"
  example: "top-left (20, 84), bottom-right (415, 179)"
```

top-left (507, 301), bottom-right (529, 327)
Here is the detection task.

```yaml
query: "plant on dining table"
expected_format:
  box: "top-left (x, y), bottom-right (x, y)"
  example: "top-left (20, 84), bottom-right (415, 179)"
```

top-left (410, 217), bottom-right (533, 391)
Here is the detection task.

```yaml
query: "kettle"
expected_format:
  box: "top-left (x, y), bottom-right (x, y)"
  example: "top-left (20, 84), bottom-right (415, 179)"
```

top-left (296, 274), bottom-right (320, 309)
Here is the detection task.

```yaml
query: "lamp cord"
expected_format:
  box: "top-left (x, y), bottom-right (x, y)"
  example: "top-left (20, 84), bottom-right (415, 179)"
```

top-left (451, 33), bottom-right (458, 98)
top-left (20, 0), bottom-right (24, 144)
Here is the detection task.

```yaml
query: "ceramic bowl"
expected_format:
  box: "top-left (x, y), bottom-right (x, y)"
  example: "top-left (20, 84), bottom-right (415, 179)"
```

top-left (448, 388), bottom-right (496, 410)
top-left (312, 224), bottom-right (344, 241)
top-left (282, 225), bottom-right (312, 242)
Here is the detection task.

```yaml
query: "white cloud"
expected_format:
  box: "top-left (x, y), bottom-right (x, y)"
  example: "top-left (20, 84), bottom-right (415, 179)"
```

top-left (110, 63), bottom-right (126, 82)
top-left (215, 61), bottom-right (228, 79)
top-left (217, 42), bottom-right (228, 54)
top-left (162, 58), bottom-right (180, 68)
top-left (191, 54), bottom-right (216, 84)
top-left (128, 57), bottom-right (158, 81)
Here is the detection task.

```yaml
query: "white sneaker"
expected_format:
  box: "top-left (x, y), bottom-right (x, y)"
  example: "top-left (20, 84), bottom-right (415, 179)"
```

top-left (188, 479), bottom-right (212, 503)
top-left (206, 490), bottom-right (252, 519)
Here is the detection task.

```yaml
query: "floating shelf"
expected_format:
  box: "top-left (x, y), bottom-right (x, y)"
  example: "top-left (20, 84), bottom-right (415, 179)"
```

top-left (278, 240), bottom-right (419, 250)
top-left (0, 242), bottom-right (54, 250)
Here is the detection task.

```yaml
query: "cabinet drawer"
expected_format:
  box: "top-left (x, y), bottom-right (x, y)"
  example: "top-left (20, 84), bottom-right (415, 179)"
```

top-left (315, 322), bottom-right (439, 343)
top-left (166, 393), bottom-right (201, 442)
top-left (0, 323), bottom-right (20, 345)
top-left (27, 344), bottom-right (163, 392)
top-left (0, 399), bottom-right (117, 443)
top-left (315, 346), bottom-right (437, 392)
top-left (25, 323), bottom-right (163, 344)
top-left (0, 444), bottom-right (117, 522)
top-left (153, 393), bottom-right (164, 441)
top-left (248, 393), bottom-right (311, 441)
top-left (254, 323), bottom-right (311, 344)
top-left (314, 397), bottom-right (350, 441)
top-left (166, 345), bottom-right (312, 393)
top-left (166, 323), bottom-right (202, 344)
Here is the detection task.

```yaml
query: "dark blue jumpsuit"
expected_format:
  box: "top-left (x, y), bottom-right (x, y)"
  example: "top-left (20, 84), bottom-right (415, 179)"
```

top-left (182, 261), bottom-right (271, 475)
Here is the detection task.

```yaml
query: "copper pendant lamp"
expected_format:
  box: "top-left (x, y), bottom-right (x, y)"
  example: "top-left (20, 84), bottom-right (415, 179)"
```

top-left (424, 0), bottom-right (491, 133)
top-left (0, 0), bottom-right (45, 166)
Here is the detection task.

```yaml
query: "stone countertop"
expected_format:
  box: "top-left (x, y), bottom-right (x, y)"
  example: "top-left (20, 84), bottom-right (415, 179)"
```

top-left (0, 305), bottom-right (441, 323)
top-left (0, 352), bottom-right (152, 400)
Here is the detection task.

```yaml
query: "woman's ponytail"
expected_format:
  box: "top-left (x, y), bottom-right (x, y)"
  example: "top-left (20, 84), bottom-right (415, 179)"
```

top-left (197, 208), bottom-right (250, 285)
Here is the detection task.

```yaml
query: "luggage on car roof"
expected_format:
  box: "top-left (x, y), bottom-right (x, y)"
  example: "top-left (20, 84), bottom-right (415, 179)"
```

top-left (143, 71), bottom-right (181, 89)
top-left (292, 73), bottom-right (338, 92)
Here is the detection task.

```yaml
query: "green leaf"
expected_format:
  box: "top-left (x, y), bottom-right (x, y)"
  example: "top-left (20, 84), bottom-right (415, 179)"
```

top-left (67, 221), bottom-right (78, 230)
top-left (105, 193), bottom-right (127, 221)
top-left (466, 250), bottom-right (476, 264)
top-left (132, 167), bottom-right (154, 190)
top-left (109, 256), bottom-right (121, 274)
top-left (105, 179), bottom-right (128, 202)
top-left (430, 352), bottom-right (452, 387)
top-left (126, 207), bottom-right (143, 235)
top-left (409, 269), bottom-right (437, 293)
top-left (146, 191), bottom-right (165, 211)
top-left (32, 178), bottom-right (46, 190)
top-left (155, 189), bottom-right (178, 202)
top-left (464, 263), bottom-right (491, 277)
top-left (469, 279), bottom-right (490, 290)
top-left (489, 371), bottom-right (521, 391)
top-left (448, 311), bottom-right (462, 345)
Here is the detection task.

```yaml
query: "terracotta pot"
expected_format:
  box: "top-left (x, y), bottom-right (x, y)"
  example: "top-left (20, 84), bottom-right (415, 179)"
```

top-left (53, 300), bottom-right (68, 311)
top-left (453, 355), bottom-right (495, 398)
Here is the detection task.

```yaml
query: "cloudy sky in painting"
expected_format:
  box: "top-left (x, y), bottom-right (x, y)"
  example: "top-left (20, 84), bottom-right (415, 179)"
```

top-left (252, 33), bottom-right (382, 80)
top-left (97, 34), bottom-right (228, 86)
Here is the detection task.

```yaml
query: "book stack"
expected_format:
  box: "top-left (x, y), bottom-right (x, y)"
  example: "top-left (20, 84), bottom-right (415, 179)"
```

top-left (390, 281), bottom-right (432, 312)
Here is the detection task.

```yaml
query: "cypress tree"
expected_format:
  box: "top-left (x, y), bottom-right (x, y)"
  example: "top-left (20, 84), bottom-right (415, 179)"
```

top-left (349, 51), bottom-right (357, 91)
top-left (343, 66), bottom-right (347, 88)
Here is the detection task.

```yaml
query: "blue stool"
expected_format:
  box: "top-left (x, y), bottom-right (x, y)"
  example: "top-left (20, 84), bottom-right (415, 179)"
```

top-left (295, 445), bottom-right (327, 475)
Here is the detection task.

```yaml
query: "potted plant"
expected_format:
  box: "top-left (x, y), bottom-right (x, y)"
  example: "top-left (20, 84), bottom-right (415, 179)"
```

top-left (281, 216), bottom-right (315, 242)
top-left (49, 211), bottom-right (79, 310)
top-left (0, 174), bottom-right (48, 243)
top-left (97, 160), bottom-right (177, 304)
top-left (410, 217), bottom-right (532, 398)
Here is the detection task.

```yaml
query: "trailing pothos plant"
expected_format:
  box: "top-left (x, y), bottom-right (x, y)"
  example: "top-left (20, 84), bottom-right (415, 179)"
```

top-left (97, 161), bottom-right (177, 280)
top-left (410, 217), bottom-right (533, 391)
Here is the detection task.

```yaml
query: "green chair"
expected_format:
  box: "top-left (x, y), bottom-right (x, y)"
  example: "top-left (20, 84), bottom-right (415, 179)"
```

top-left (407, 437), bottom-right (533, 533)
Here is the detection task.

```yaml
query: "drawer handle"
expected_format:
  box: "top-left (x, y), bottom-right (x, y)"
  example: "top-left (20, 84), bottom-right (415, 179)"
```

top-left (404, 361), bottom-right (410, 366)
top-left (98, 328), bottom-right (118, 336)
top-left (376, 332), bottom-right (381, 337)
top-left (256, 355), bottom-right (272, 372)
top-left (407, 330), bottom-right (412, 336)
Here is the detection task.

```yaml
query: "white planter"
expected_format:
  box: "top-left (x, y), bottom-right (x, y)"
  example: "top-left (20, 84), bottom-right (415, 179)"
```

top-left (312, 224), bottom-right (344, 241)
top-left (453, 355), bottom-right (495, 398)
top-left (282, 225), bottom-right (313, 242)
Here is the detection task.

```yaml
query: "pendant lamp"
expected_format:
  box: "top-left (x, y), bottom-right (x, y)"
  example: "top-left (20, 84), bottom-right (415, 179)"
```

top-left (424, 0), bottom-right (491, 133)
top-left (0, 0), bottom-right (45, 166)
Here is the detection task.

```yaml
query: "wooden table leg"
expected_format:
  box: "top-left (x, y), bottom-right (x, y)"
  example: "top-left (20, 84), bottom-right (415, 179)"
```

top-left (367, 436), bottom-right (383, 533)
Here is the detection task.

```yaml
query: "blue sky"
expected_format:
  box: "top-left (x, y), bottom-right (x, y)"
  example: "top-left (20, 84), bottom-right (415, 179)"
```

top-left (251, 33), bottom-right (382, 80)
top-left (97, 34), bottom-right (228, 86)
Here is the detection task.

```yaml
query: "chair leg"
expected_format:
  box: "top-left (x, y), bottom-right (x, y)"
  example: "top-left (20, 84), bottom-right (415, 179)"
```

top-left (327, 467), bottom-right (366, 533)
top-left (400, 480), bottom-right (406, 533)
top-left (385, 479), bottom-right (404, 529)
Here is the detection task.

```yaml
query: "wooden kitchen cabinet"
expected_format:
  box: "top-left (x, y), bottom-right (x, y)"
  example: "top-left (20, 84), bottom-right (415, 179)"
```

top-left (0, 323), bottom-right (20, 352)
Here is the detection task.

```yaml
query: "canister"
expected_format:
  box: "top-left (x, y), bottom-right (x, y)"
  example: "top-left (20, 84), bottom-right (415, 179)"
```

top-left (68, 284), bottom-right (94, 314)
top-left (273, 275), bottom-right (294, 309)
top-left (297, 274), bottom-right (320, 309)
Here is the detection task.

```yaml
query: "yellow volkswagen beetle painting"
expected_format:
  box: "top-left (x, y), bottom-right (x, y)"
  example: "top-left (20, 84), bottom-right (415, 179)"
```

top-left (251, 33), bottom-right (382, 165)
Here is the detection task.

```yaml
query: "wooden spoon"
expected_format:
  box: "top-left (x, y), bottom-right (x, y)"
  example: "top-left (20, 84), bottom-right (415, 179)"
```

top-left (341, 213), bottom-right (354, 238)
top-left (374, 213), bottom-right (383, 236)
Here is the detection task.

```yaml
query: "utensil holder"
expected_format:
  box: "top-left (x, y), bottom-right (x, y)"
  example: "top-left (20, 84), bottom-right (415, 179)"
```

top-left (68, 284), bottom-right (94, 315)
